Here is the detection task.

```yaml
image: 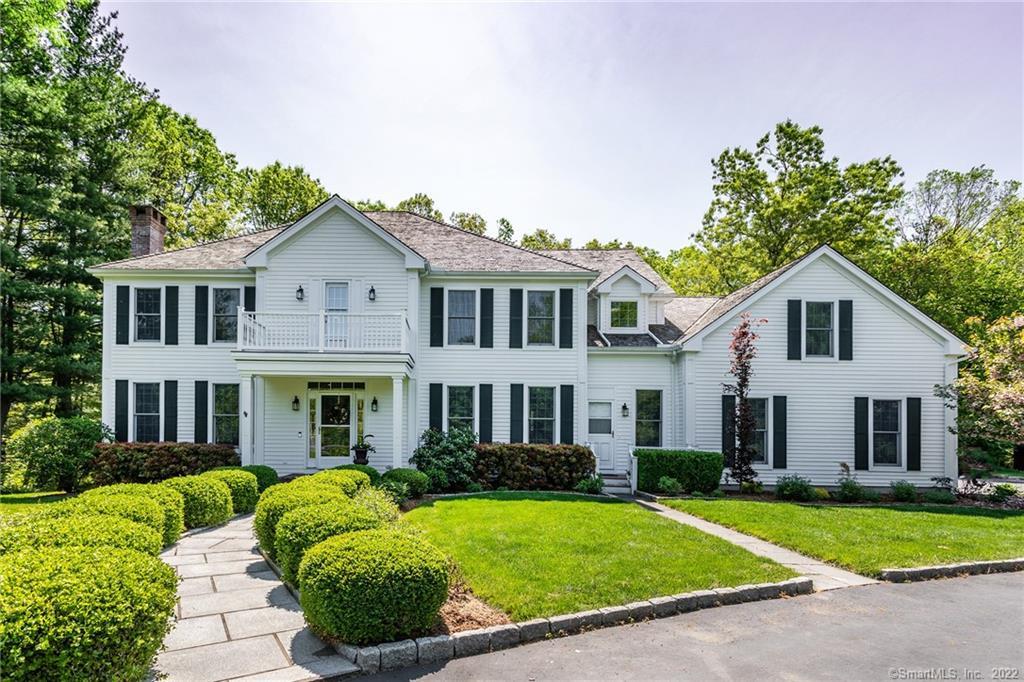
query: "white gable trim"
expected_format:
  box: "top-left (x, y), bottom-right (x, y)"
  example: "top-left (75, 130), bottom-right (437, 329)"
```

top-left (244, 196), bottom-right (426, 270)
top-left (595, 265), bottom-right (657, 294)
top-left (679, 245), bottom-right (967, 355)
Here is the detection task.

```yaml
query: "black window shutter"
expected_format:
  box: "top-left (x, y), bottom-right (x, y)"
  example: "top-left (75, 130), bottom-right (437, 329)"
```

top-left (772, 395), bottom-right (787, 469)
top-left (480, 289), bottom-right (494, 349)
top-left (787, 299), bottom-right (801, 360)
top-left (509, 289), bottom-right (523, 349)
top-left (164, 380), bottom-right (178, 441)
top-left (479, 384), bottom-right (493, 442)
top-left (429, 287), bottom-right (444, 347)
top-left (244, 286), bottom-right (256, 312)
top-left (721, 394), bottom-right (736, 467)
top-left (115, 285), bottom-right (130, 345)
top-left (559, 384), bottom-right (574, 444)
top-left (510, 384), bottom-right (524, 442)
top-left (854, 396), bottom-right (869, 470)
top-left (907, 397), bottom-right (921, 471)
top-left (558, 289), bottom-right (573, 349)
top-left (114, 380), bottom-right (128, 441)
top-left (839, 300), bottom-right (853, 361)
top-left (165, 286), bottom-right (179, 345)
top-left (195, 380), bottom-right (208, 443)
top-left (428, 383), bottom-right (443, 430)
top-left (194, 286), bottom-right (209, 345)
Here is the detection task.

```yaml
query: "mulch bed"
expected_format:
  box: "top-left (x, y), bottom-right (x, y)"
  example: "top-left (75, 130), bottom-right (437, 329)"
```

top-left (433, 581), bottom-right (511, 634)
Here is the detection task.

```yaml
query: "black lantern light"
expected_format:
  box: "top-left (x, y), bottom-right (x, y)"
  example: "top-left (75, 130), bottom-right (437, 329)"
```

top-left (295, 285), bottom-right (304, 301)
top-left (621, 403), bottom-right (629, 418)
top-left (370, 397), bottom-right (379, 412)
top-left (368, 286), bottom-right (376, 302)
top-left (291, 396), bottom-right (300, 411)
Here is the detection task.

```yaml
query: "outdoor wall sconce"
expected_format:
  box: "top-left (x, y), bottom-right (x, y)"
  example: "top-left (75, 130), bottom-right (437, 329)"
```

top-left (370, 397), bottom-right (378, 412)
top-left (295, 285), bottom-right (304, 301)
top-left (368, 286), bottom-right (376, 302)
top-left (621, 403), bottom-right (629, 418)
top-left (291, 396), bottom-right (300, 411)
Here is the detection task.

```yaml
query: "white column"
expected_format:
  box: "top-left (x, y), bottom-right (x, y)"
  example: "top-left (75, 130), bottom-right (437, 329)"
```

top-left (239, 375), bottom-right (254, 465)
top-left (392, 376), bottom-right (404, 469)
top-left (943, 357), bottom-right (959, 480)
top-left (253, 376), bottom-right (265, 465)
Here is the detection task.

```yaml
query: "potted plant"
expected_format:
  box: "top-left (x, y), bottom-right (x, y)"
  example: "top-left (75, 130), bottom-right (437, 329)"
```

top-left (351, 434), bottom-right (375, 465)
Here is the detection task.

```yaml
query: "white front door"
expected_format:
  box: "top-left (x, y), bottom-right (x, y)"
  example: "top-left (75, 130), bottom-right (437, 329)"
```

top-left (317, 392), bottom-right (353, 466)
top-left (588, 401), bottom-right (615, 472)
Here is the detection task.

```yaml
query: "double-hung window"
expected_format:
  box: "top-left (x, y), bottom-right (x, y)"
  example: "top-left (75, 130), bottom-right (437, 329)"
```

top-left (447, 386), bottom-right (474, 432)
top-left (528, 386), bottom-right (555, 443)
top-left (872, 399), bottom-right (901, 466)
top-left (527, 291), bottom-right (555, 345)
top-left (213, 288), bottom-right (240, 342)
top-left (610, 300), bottom-right (638, 328)
top-left (447, 290), bottom-right (476, 345)
top-left (635, 389), bottom-right (662, 447)
top-left (135, 288), bottom-right (161, 341)
top-left (805, 301), bottom-right (833, 357)
top-left (213, 383), bottom-right (240, 446)
top-left (749, 398), bottom-right (768, 464)
top-left (134, 382), bottom-right (160, 442)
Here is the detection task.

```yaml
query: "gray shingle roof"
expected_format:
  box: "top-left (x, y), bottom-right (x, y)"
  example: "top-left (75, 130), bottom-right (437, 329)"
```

top-left (537, 249), bottom-right (675, 295)
top-left (92, 227), bottom-right (286, 271)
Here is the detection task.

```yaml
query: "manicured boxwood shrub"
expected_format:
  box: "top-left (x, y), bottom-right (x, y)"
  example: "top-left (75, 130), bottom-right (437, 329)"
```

top-left (91, 442), bottom-right (239, 485)
top-left (5, 416), bottom-right (109, 493)
top-left (411, 428), bottom-right (478, 492)
top-left (81, 482), bottom-right (185, 545)
top-left (635, 449), bottom-right (723, 494)
top-left (212, 465), bottom-right (280, 492)
top-left (162, 475), bottom-right (233, 528)
top-left (352, 486), bottom-right (401, 523)
top-left (0, 514), bottom-right (162, 557)
top-left (274, 502), bottom-right (382, 585)
top-left (0, 546), bottom-right (177, 682)
top-left (56, 495), bottom-right (165, 538)
top-left (332, 463), bottom-right (381, 486)
top-left (306, 469), bottom-right (369, 496)
top-left (775, 474), bottom-right (816, 502)
top-left (299, 529), bottom-right (450, 645)
top-left (254, 484), bottom-right (347, 560)
top-left (381, 467), bottom-right (429, 498)
top-left (472, 443), bottom-right (596, 491)
top-left (202, 469), bottom-right (259, 513)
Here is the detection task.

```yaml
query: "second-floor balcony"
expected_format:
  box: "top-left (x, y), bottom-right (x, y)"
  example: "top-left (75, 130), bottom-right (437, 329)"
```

top-left (237, 310), bottom-right (412, 354)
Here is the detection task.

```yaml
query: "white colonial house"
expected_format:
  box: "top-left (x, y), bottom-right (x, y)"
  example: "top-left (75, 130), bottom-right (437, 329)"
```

top-left (91, 197), bottom-right (965, 491)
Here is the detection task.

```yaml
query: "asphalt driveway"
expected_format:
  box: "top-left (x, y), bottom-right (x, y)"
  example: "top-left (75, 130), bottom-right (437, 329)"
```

top-left (374, 572), bottom-right (1024, 681)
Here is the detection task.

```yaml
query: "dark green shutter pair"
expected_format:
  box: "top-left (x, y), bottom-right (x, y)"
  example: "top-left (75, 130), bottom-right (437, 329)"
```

top-left (113, 379), bottom-right (179, 442)
top-left (509, 383), bottom-right (573, 444)
top-left (787, 299), bottom-right (853, 360)
top-left (509, 288), bottom-right (574, 348)
top-left (854, 396), bottom-right (921, 471)
top-left (721, 395), bottom-right (787, 468)
top-left (428, 383), bottom-right (494, 442)
top-left (115, 285), bottom-right (179, 345)
top-left (429, 287), bottom-right (494, 348)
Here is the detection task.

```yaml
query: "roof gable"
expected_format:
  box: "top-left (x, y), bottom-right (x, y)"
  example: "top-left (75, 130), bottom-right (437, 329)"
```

top-left (537, 249), bottom-right (675, 295)
top-left (594, 265), bottom-right (657, 294)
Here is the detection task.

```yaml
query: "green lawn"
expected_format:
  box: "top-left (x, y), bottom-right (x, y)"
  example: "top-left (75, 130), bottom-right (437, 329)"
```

top-left (0, 491), bottom-right (68, 515)
top-left (665, 499), bottom-right (1024, 576)
top-left (403, 492), bottom-right (794, 620)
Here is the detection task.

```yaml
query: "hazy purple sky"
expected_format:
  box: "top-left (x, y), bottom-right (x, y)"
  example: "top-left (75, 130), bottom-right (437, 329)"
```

top-left (110, 2), bottom-right (1022, 251)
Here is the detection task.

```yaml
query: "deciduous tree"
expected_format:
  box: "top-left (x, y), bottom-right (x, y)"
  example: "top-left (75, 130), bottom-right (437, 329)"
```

top-left (723, 313), bottom-right (765, 485)
top-left (237, 161), bottom-right (328, 229)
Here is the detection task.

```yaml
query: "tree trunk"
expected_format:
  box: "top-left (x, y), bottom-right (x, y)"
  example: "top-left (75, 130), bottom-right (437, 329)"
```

top-left (1013, 443), bottom-right (1024, 472)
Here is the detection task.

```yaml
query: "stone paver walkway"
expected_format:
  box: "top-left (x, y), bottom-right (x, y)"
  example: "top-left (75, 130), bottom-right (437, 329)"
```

top-left (637, 500), bottom-right (878, 591)
top-left (157, 514), bottom-right (358, 682)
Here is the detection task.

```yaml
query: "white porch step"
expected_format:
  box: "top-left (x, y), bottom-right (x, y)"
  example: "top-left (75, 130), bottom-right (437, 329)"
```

top-left (601, 474), bottom-right (631, 495)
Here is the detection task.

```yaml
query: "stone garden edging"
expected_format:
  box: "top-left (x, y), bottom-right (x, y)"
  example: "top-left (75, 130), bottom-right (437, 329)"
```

top-left (878, 557), bottom-right (1024, 582)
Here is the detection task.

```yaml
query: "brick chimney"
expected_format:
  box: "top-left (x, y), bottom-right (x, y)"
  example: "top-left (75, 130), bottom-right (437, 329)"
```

top-left (130, 205), bottom-right (167, 257)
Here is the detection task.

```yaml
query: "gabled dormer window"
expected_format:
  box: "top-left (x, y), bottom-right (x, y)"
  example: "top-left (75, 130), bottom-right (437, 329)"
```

top-left (610, 300), bottom-right (638, 328)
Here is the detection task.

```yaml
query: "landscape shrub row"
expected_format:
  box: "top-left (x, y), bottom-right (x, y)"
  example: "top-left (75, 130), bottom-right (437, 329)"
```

top-left (91, 441), bottom-right (239, 485)
top-left (635, 449), bottom-right (724, 494)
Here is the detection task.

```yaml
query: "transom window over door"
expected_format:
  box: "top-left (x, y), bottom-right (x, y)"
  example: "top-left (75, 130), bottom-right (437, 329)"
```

top-left (610, 301), bottom-right (638, 328)
top-left (448, 386), bottom-right (474, 432)
top-left (135, 288), bottom-right (161, 341)
top-left (527, 291), bottom-right (555, 345)
top-left (635, 389), bottom-right (662, 447)
top-left (213, 288), bottom-right (240, 342)
top-left (873, 399), bottom-right (901, 466)
top-left (749, 398), bottom-right (768, 464)
top-left (447, 290), bottom-right (476, 345)
top-left (213, 383), bottom-right (240, 446)
top-left (134, 382), bottom-right (160, 442)
top-left (528, 386), bottom-right (555, 443)
top-left (805, 301), bottom-right (833, 357)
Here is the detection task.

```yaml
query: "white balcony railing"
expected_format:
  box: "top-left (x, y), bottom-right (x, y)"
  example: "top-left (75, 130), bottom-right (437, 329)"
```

top-left (237, 310), bottom-right (410, 353)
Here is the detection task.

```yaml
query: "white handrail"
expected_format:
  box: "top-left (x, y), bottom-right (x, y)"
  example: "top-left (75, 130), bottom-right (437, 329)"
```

top-left (237, 310), bottom-right (408, 353)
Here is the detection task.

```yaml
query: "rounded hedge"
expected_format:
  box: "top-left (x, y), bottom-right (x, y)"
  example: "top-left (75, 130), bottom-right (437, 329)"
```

top-left (213, 464), bottom-right (279, 492)
top-left (0, 513), bottom-right (162, 557)
top-left (161, 475), bottom-right (233, 528)
top-left (381, 468), bottom-right (430, 498)
top-left (352, 486), bottom-right (401, 523)
top-left (57, 495), bottom-right (164, 538)
top-left (332, 463), bottom-right (382, 486)
top-left (274, 502), bottom-right (382, 585)
top-left (306, 469), bottom-right (370, 496)
top-left (254, 484), bottom-right (347, 560)
top-left (0, 546), bottom-right (177, 681)
top-left (82, 483), bottom-right (185, 546)
top-left (298, 529), bottom-right (450, 645)
top-left (202, 469), bottom-right (259, 513)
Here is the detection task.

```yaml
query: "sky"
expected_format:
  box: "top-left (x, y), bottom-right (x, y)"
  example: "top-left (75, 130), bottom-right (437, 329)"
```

top-left (110, 1), bottom-right (1023, 252)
